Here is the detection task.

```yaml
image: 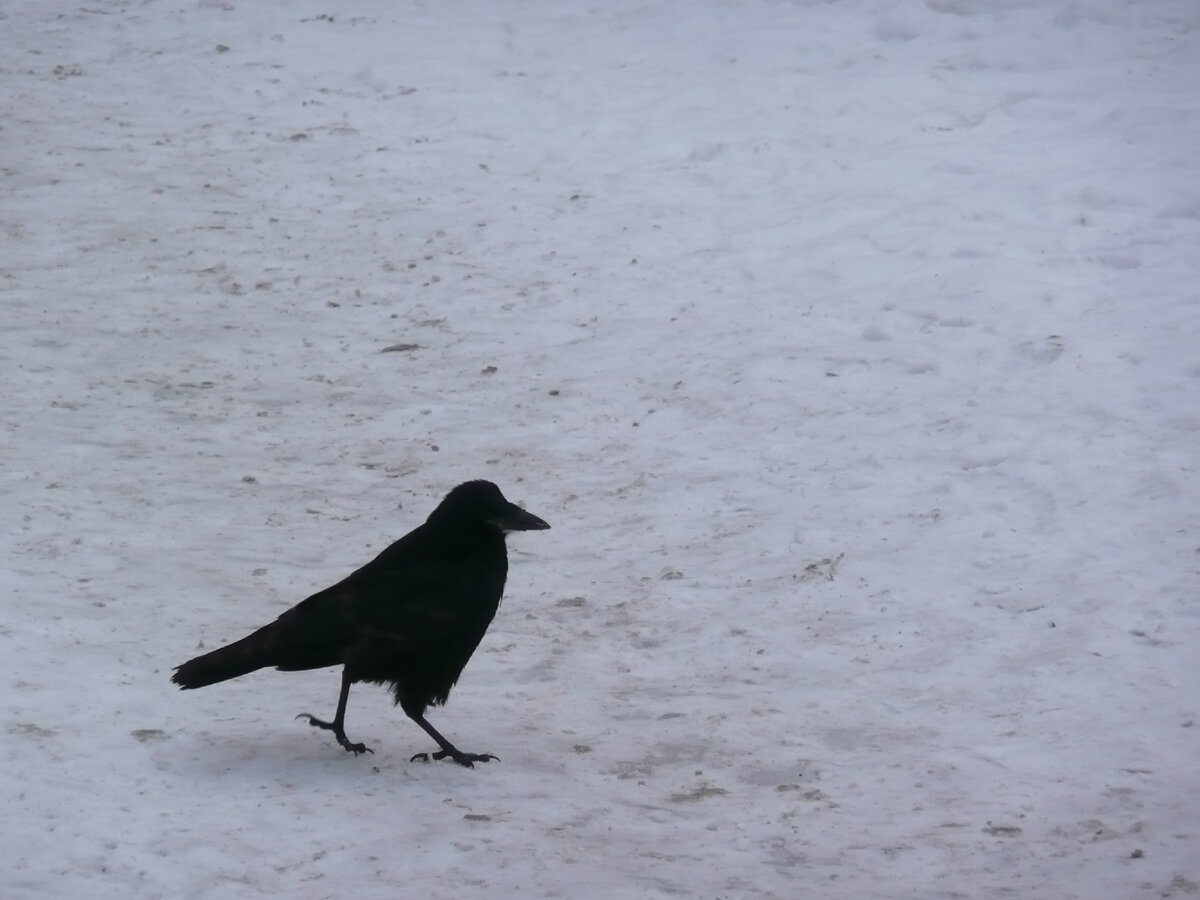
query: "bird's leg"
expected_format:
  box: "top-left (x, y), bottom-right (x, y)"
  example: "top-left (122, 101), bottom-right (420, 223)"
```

top-left (405, 709), bottom-right (498, 768)
top-left (296, 669), bottom-right (373, 755)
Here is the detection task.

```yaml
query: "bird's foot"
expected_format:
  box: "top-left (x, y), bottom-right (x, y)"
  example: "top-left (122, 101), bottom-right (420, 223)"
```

top-left (410, 748), bottom-right (499, 768)
top-left (295, 713), bottom-right (374, 756)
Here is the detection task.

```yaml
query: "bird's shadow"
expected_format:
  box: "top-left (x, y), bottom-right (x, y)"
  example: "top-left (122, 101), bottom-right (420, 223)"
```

top-left (157, 722), bottom-right (412, 784)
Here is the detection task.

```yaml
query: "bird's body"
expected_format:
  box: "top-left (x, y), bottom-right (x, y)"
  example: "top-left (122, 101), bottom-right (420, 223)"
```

top-left (172, 480), bottom-right (549, 766)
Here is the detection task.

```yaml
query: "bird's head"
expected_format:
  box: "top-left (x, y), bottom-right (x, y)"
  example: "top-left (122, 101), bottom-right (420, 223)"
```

top-left (430, 480), bottom-right (551, 534)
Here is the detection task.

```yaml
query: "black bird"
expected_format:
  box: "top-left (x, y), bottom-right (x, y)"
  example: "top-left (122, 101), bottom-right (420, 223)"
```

top-left (171, 480), bottom-right (549, 767)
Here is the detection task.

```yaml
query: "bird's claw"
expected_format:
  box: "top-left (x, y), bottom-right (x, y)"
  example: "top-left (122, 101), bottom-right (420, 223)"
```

top-left (296, 712), bottom-right (373, 755)
top-left (410, 749), bottom-right (499, 768)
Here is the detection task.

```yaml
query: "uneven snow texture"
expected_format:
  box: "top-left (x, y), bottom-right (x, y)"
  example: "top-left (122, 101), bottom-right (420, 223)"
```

top-left (3, 1), bottom-right (1198, 897)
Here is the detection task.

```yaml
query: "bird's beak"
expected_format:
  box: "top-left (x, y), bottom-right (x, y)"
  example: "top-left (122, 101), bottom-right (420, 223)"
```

top-left (493, 505), bottom-right (551, 533)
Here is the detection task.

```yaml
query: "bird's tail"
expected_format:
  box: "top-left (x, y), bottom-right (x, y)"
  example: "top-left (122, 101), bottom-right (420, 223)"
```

top-left (171, 624), bottom-right (276, 689)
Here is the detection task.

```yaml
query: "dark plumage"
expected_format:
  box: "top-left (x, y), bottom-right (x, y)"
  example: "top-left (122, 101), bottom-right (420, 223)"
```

top-left (172, 480), bottom-right (549, 767)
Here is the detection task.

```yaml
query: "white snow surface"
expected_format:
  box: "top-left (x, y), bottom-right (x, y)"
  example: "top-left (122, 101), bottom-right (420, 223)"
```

top-left (3, 1), bottom-right (1199, 897)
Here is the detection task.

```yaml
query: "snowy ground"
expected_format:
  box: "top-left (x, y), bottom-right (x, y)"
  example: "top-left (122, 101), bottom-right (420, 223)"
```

top-left (3, 1), bottom-right (1198, 897)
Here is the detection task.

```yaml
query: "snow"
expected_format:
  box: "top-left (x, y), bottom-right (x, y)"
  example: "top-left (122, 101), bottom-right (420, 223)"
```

top-left (3, 0), bottom-right (1198, 897)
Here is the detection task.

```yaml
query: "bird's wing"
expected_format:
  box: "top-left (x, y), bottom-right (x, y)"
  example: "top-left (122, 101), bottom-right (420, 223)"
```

top-left (266, 581), bottom-right (365, 670)
top-left (269, 555), bottom-right (494, 669)
top-left (348, 558), bottom-right (496, 643)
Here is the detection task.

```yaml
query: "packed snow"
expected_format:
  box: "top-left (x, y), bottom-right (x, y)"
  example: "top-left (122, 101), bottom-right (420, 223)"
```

top-left (3, 1), bottom-right (1198, 897)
